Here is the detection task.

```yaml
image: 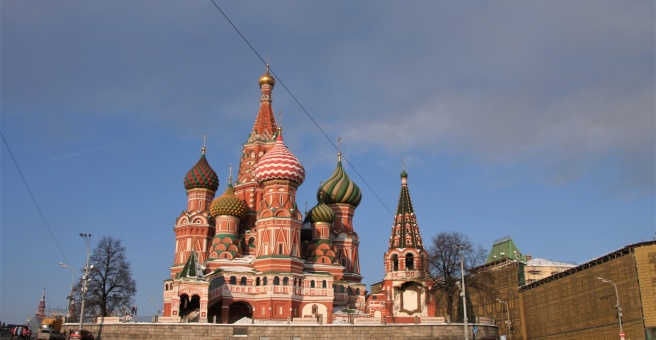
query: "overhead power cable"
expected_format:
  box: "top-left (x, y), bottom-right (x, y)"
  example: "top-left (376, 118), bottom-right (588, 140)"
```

top-left (209, 0), bottom-right (394, 216)
top-left (0, 129), bottom-right (70, 263)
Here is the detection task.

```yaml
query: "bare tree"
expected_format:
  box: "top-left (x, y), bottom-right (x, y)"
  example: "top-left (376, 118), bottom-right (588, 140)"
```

top-left (76, 236), bottom-right (136, 317)
top-left (426, 231), bottom-right (489, 321)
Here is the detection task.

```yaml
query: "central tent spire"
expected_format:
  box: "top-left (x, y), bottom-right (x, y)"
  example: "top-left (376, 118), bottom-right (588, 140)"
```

top-left (249, 65), bottom-right (278, 143)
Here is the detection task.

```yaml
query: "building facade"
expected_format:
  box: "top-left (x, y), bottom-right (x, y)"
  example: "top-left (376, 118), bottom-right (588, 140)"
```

top-left (469, 239), bottom-right (655, 340)
top-left (519, 241), bottom-right (656, 340)
top-left (162, 67), bottom-right (365, 324)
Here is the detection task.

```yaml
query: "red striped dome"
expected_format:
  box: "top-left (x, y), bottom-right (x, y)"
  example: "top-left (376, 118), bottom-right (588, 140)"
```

top-left (254, 134), bottom-right (305, 185)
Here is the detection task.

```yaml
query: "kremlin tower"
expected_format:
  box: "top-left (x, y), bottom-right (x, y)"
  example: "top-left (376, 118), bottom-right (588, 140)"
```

top-left (162, 67), bottom-right (365, 323)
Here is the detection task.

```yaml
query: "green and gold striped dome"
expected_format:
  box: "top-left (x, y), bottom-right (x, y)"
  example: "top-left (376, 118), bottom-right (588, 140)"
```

top-left (210, 183), bottom-right (248, 219)
top-left (307, 193), bottom-right (336, 224)
top-left (318, 154), bottom-right (362, 207)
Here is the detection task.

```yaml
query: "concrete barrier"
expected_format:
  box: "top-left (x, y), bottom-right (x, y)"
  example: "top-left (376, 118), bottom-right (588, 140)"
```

top-left (292, 318), bottom-right (319, 324)
top-left (157, 316), bottom-right (181, 323)
top-left (421, 316), bottom-right (446, 324)
top-left (353, 317), bottom-right (381, 324)
top-left (62, 323), bottom-right (500, 340)
top-left (98, 317), bottom-right (121, 324)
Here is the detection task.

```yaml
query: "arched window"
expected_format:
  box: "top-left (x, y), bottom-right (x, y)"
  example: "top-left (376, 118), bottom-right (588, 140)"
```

top-left (180, 294), bottom-right (190, 309)
top-left (322, 280), bottom-right (327, 288)
top-left (339, 285), bottom-right (345, 293)
top-left (283, 277), bottom-right (289, 286)
top-left (229, 276), bottom-right (237, 285)
top-left (274, 276), bottom-right (280, 286)
top-left (392, 254), bottom-right (399, 271)
top-left (405, 253), bottom-right (414, 270)
top-left (240, 277), bottom-right (247, 286)
top-left (256, 277), bottom-right (261, 286)
top-left (310, 280), bottom-right (316, 288)
top-left (356, 288), bottom-right (360, 295)
top-left (312, 304), bottom-right (318, 314)
top-left (263, 277), bottom-right (268, 286)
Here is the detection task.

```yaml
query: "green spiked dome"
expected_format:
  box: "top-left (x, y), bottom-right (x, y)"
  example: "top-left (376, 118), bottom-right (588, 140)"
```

top-left (210, 183), bottom-right (248, 219)
top-left (184, 147), bottom-right (219, 191)
top-left (306, 193), bottom-right (336, 224)
top-left (318, 153), bottom-right (362, 207)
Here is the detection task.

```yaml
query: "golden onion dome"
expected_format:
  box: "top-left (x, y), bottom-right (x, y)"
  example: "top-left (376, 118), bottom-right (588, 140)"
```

top-left (258, 65), bottom-right (276, 87)
top-left (210, 183), bottom-right (248, 219)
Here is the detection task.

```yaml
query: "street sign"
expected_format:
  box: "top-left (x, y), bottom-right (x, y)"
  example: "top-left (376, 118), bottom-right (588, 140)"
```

top-left (473, 326), bottom-right (477, 334)
top-left (620, 331), bottom-right (625, 339)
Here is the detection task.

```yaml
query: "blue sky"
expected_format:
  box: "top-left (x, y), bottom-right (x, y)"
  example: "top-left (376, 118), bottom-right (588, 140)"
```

top-left (1, 1), bottom-right (654, 324)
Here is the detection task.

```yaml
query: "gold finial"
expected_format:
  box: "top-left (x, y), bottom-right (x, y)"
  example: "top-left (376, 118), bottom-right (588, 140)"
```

top-left (201, 133), bottom-right (207, 155)
top-left (259, 64), bottom-right (276, 87)
top-left (278, 110), bottom-right (283, 130)
top-left (228, 164), bottom-right (233, 185)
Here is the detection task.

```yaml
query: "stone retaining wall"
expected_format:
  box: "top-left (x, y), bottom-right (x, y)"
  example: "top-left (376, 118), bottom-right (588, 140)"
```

top-left (63, 323), bottom-right (498, 340)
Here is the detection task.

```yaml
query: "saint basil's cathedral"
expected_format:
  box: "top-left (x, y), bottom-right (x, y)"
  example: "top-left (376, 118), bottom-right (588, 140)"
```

top-left (162, 67), bottom-right (436, 323)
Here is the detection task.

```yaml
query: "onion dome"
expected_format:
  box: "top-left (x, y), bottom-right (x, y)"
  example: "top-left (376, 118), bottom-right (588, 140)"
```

top-left (210, 181), bottom-right (248, 219)
top-left (184, 147), bottom-right (219, 191)
top-left (254, 132), bottom-right (305, 185)
top-left (306, 192), bottom-right (336, 224)
top-left (258, 65), bottom-right (276, 87)
top-left (318, 153), bottom-right (362, 207)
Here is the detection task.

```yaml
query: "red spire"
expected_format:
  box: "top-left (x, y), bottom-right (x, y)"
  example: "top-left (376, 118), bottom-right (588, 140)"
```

top-left (249, 66), bottom-right (278, 143)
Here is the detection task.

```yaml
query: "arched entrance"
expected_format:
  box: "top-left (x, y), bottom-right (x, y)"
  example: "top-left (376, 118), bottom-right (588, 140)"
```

top-left (207, 301), bottom-right (222, 323)
top-left (228, 302), bottom-right (253, 323)
top-left (179, 294), bottom-right (201, 322)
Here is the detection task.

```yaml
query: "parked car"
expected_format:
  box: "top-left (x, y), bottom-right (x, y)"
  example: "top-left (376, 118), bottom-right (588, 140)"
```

top-left (69, 329), bottom-right (94, 340)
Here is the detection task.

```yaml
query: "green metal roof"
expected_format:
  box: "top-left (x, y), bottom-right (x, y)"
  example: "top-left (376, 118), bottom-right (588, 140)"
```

top-left (486, 236), bottom-right (526, 263)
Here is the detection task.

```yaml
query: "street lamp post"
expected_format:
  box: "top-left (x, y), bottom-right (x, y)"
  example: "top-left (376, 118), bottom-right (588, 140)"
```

top-left (597, 277), bottom-right (624, 340)
top-left (58, 262), bottom-right (75, 323)
top-left (79, 233), bottom-right (92, 330)
top-left (496, 299), bottom-right (512, 340)
top-left (148, 297), bottom-right (159, 316)
top-left (458, 245), bottom-right (469, 340)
